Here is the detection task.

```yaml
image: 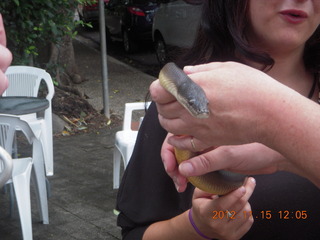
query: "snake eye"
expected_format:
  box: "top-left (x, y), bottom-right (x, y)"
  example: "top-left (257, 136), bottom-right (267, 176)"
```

top-left (188, 99), bottom-right (196, 106)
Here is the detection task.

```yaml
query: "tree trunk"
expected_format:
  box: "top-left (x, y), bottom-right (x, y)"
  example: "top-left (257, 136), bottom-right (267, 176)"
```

top-left (49, 34), bottom-right (83, 86)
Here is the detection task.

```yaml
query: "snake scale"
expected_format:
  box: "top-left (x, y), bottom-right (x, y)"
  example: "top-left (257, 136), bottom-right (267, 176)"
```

top-left (159, 62), bottom-right (246, 195)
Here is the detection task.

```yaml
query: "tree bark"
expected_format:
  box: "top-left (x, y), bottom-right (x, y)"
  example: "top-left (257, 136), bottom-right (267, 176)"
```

top-left (49, 34), bottom-right (83, 86)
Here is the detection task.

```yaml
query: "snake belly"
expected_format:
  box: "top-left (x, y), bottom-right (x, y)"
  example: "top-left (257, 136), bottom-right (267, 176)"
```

top-left (159, 62), bottom-right (246, 195)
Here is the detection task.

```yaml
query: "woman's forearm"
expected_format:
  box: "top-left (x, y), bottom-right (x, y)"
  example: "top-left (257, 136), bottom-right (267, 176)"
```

top-left (260, 90), bottom-right (320, 187)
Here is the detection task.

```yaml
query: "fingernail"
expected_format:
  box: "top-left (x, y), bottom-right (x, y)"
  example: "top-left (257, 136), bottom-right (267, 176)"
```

top-left (174, 182), bottom-right (180, 192)
top-left (250, 177), bottom-right (256, 184)
top-left (179, 162), bottom-right (194, 175)
top-left (172, 176), bottom-right (180, 191)
top-left (183, 65), bottom-right (194, 73)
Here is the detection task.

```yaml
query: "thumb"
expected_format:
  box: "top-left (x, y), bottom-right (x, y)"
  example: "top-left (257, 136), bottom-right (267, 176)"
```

top-left (179, 147), bottom-right (229, 177)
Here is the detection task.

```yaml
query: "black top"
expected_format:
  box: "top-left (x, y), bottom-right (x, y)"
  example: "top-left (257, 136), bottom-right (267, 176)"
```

top-left (116, 102), bottom-right (320, 240)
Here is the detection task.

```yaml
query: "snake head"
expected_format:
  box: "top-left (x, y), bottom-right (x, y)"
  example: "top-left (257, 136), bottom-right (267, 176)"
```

top-left (178, 81), bottom-right (210, 118)
top-left (186, 97), bottom-right (209, 118)
top-left (159, 62), bottom-right (210, 119)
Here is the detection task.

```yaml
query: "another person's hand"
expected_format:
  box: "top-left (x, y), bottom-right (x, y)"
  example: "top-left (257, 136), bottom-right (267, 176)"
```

top-left (190, 177), bottom-right (256, 239)
top-left (150, 61), bottom-right (297, 147)
top-left (0, 14), bottom-right (12, 94)
top-left (154, 62), bottom-right (320, 187)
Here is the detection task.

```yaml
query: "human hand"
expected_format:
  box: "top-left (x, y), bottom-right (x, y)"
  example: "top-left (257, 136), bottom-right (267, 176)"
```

top-left (161, 133), bottom-right (189, 192)
top-left (150, 61), bottom-right (294, 147)
top-left (161, 133), bottom-right (213, 192)
top-left (190, 177), bottom-right (256, 240)
top-left (0, 14), bottom-right (12, 94)
top-left (162, 133), bottom-right (284, 192)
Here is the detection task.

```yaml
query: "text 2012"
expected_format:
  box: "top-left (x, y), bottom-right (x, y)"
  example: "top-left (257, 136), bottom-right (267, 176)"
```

top-left (212, 210), bottom-right (308, 220)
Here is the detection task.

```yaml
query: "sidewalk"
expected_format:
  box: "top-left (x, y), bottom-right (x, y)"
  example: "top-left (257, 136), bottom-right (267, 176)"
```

top-left (74, 35), bottom-right (156, 117)
top-left (0, 38), bottom-right (155, 239)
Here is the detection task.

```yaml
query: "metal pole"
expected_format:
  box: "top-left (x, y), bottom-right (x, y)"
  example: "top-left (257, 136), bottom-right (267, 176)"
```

top-left (99, 0), bottom-right (110, 118)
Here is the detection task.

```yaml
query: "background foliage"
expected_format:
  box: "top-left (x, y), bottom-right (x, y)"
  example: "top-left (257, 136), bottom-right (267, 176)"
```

top-left (0, 0), bottom-right (92, 65)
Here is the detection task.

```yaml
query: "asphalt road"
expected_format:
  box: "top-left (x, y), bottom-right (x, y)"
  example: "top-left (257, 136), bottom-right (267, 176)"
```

top-left (78, 26), bottom-right (161, 78)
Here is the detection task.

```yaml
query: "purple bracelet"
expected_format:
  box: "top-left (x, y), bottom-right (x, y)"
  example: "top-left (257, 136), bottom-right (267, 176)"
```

top-left (188, 208), bottom-right (211, 239)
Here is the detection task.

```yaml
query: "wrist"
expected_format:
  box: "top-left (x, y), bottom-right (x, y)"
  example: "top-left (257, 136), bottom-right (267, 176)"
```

top-left (188, 208), bottom-right (212, 239)
top-left (253, 83), bottom-right (297, 146)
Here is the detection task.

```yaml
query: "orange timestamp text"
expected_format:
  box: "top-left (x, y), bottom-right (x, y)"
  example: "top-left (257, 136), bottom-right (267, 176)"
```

top-left (212, 210), bottom-right (308, 220)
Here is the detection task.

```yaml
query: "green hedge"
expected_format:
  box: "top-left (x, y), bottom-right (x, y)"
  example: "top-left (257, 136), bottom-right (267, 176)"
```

top-left (0, 0), bottom-right (92, 64)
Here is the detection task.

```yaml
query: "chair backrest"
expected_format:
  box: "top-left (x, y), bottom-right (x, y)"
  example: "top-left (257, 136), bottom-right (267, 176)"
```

top-left (122, 102), bottom-right (151, 131)
top-left (0, 115), bottom-right (34, 187)
top-left (4, 66), bottom-right (55, 101)
top-left (0, 115), bottom-right (34, 154)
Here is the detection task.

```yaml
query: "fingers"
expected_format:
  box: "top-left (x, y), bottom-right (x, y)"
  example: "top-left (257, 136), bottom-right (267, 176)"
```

top-left (161, 134), bottom-right (188, 192)
top-left (156, 101), bottom-right (187, 120)
top-left (158, 114), bottom-right (192, 136)
top-left (220, 178), bottom-right (256, 236)
top-left (149, 79), bottom-right (176, 104)
top-left (176, 147), bottom-right (231, 177)
top-left (191, 178), bottom-right (256, 239)
top-left (0, 44), bottom-right (12, 72)
top-left (0, 14), bottom-right (6, 46)
top-left (0, 14), bottom-right (11, 73)
top-left (223, 177), bottom-right (256, 215)
top-left (168, 135), bottom-right (211, 153)
top-left (193, 177), bottom-right (256, 217)
top-left (0, 14), bottom-right (10, 94)
top-left (150, 79), bottom-right (193, 123)
top-left (183, 62), bottom-right (224, 74)
top-left (150, 79), bottom-right (192, 132)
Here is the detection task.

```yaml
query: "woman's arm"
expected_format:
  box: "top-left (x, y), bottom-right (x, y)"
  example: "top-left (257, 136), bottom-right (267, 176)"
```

top-left (262, 89), bottom-right (320, 187)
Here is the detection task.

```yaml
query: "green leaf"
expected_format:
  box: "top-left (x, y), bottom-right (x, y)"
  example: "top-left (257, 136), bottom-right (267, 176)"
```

top-left (13, 0), bottom-right (19, 6)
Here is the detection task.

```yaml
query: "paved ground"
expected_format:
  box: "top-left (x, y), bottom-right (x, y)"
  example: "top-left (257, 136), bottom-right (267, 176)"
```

top-left (0, 37), bottom-right (156, 239)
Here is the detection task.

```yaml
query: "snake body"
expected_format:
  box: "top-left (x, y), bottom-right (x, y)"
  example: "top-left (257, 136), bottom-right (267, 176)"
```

top-left (159, 62), bottom-right (246, 195)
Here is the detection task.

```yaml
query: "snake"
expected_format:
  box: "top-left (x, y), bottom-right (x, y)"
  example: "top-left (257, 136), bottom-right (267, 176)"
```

top-left (159, 62), bottom-right (246, 195)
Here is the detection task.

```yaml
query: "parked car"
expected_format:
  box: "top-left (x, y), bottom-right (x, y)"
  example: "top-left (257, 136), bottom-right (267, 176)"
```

top-left (152, 0), bottom-right (202, 65)
top-left (77, 0), bottom-right (109, 24)
top-left (105, 0), bottom-right (159, 53)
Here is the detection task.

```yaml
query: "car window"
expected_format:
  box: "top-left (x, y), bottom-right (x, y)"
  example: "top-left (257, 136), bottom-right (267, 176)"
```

top-left (132, 0), bottom-right (157, 4)
top-left (108, 0), bottom-right (128, 6)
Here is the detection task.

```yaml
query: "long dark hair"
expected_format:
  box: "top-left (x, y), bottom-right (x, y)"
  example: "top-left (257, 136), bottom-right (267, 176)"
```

top-left (179, 0), bottom-right (320, 74)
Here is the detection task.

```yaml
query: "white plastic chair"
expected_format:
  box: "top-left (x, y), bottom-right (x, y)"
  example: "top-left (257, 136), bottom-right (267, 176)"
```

top-left (113, 101), bottom-right (151, 189)
top-left (0, 146), bottom-right (13, 188)
top-left (0, 115), bottom-right (40, 240)
top-left (4, 66), bottom-right (55, 176)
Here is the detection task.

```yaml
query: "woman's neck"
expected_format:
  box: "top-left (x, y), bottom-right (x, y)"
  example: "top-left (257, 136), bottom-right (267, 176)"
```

top-left (249, 47), bottom-right (314, 98)
top-left (269, 54), bottom-right (314, 98)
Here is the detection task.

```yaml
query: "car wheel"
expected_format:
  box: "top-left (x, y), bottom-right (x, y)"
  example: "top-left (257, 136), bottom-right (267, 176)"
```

top-left (155, 35), bottom-right (167, 66)
top-left (122, 30), bottom-right (137, 53)
top-left (105, 27), bottom-right (113, 44)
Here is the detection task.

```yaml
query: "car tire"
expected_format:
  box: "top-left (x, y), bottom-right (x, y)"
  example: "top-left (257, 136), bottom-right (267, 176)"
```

top-left (122, 29), bottom-right (137, 53)
top-left (154, 35), bottom-right (167, 66)
top-left (105, 27), bottom-right (113, 44)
